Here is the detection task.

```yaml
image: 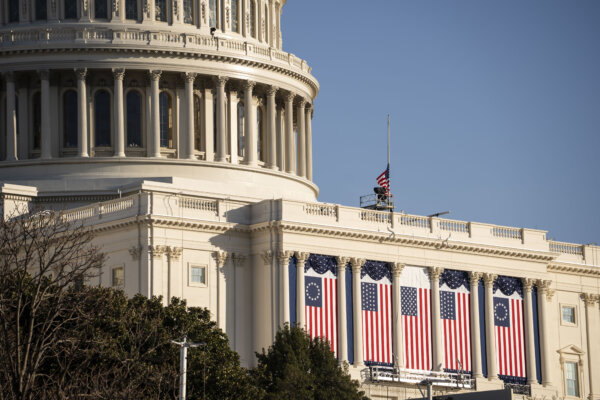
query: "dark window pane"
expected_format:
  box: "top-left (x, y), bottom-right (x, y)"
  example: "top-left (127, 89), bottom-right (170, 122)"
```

top-left (159, 92), bottom-right (172, 147)
top-left (94, 90), bottom-right (111, 147)
top-left (237, 101), bottom-right (244, 157)
top-left (36, 0), bottom-right (47, 20)
top-left (155, 0), bottom-right (167, 21)
top-left (126, 91), bottom-right (142, 147)
top-left (9, 0), bottom-right (19, 22)
top-left (63, 90), bottom-right (78, 148)
top-left (250, 1), bottom-right (256, 38)
top-left (257, 108), bottom-right (264, 161)
top-left (95, 0), bottom-right (108, 19)
top-left (194, 95), bottom-right (202, 151)
top-left (32, 92), bottom-right (42, 149)
top-left (64, 0), bottom-right (77, 18)
top-left (231, 0), bottom-right (238, 32)
top-left (183, 0), bottom-right (193, 24)
top-left (213, 97), bottom-right (217, 152)
top-left (125, 0), bottom-right (138, 20)
top-left (209, 0), bottom-right (216, 27)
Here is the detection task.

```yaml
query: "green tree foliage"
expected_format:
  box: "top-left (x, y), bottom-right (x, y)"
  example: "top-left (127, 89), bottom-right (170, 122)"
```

top-left (253, 325), bottom-right (367, 400)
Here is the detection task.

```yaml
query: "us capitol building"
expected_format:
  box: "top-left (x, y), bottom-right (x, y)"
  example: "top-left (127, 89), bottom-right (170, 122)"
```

top-left (0, 1), bottom-right (598, 399)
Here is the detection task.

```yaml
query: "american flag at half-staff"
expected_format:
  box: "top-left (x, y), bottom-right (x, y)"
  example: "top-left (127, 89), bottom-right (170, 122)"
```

top-left (401, 286), bottom-right (432, 370)
top-left (440, 290), bottom-right (471, 372)
top-left (361, 279), bottom-right (393, 364)
top-left (305, 274), bottom-right (337, 356)
top-left (376, 164), bottom-right (390, 192)
top-left (494, 296), bottom-right (525, 378)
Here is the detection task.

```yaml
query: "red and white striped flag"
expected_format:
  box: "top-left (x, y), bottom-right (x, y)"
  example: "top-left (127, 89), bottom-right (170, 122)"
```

top-left (494, 295), bottom-right (525, 378)
top-left (361, 277), bottom-right (393, 364)
top-left (440, 289), bottom-right (471, 372)
top-left (305, 272), bottom-right (337, 355)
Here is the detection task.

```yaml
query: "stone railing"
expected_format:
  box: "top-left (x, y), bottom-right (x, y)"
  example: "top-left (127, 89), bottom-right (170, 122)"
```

top-left (439, 219), bottom-right (469, 234)
top-left (0, 26), bottom-right (314, 77)
top-left (492, 226), bottom-right (523, 240)
top-left (62, 196), bottom-right (137, 223)
top-left (304, 203), bottom-right (337, 219)
top-left (549, 240), bottom-right (584, 256)
top-left (180, 196), bottom-right (218, 213)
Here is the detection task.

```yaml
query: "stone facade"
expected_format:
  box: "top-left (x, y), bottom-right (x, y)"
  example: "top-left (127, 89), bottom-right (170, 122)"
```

top-left (1, 2), bottom-right (599, 400)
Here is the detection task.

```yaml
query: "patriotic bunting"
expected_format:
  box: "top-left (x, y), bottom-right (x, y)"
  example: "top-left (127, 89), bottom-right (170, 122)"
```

top-left (304, 255), bottom-right (337, 355)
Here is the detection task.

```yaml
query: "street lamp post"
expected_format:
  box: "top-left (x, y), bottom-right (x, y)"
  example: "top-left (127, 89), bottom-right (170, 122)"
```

top-left (171, 336), bottom-right (205, 400)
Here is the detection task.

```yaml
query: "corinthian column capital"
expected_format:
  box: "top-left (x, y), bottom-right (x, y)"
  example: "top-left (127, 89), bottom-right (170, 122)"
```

top-left (74, 68), bottom-right (87, 80)
top-left (112, 68), bottom-right (125, 81)
top-left (335, 256), bottom-right (350, 272)
top-left (483, 273), bottom-right (497, 288)
top-left (149, 70), bottom-right (162, 82)
top-left (428, 266), bottom-right (444, 281)
top-left (261, 250), bottom-right (273, 265)
top-left (266, 85), bottom-right (278, 97)
top-left (392, 262), bottom-right (405, 277)
top-left (468, 271), bottom-right (483, 285)
top-left (215, 251), bottom-right (228, 268)
top-left (350, 258), bottom-right (365, 271)
top-left (521, 277), bottom-right (535, 292)
top-left (284, 91), bottom-right (295, 103)
top-left (183, 72), bottom-right (197, 83)
top-left (295, 251), bottom-right (309, 265)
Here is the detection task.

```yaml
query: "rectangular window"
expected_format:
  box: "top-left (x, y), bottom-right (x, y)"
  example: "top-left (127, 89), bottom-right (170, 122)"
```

top-left (189, 265), bottom-right (207, 286)
top-left (562, 306), bottom-right (575, 325)
top-left (183, 0), bottom-right (193, 24)
top-left (565, 362), bottom-right (579, 397)
top-left (112, 266), bottom-right (124, 287)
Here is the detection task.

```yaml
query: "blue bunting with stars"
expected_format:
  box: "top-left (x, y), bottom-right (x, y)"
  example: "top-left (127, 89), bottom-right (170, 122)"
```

top-left (360, 260), bottom-right (391, 281)
top-left (493, 275), bottom-right (523, 297)
top-left (439, 269), bottom-right (469, 290)
top-left (305, 254), bottom-right (337, 275)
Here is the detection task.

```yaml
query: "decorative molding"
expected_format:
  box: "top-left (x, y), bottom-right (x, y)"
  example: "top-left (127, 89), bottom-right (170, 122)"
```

top-left (392, 262), bottom-right (405, 277)
top-left (521, 277), bottom-right (535, 291)
top-left (350, 258), bottom-right (365, 271)
top-left (547, 263), bottom-right (600, 277)
top-left (295, 251), bottom-right (309, 265)
top-left (428, 266), bottom-right (444, 281)
top-left (276, 250), bottom-right (293, 266)
top-left (129, 245), bottom-right (143, 261)
top-left (336, 256), bottom-right (350, 272)
top-left (261, 250), bottom-right (273, 265)
top-left (483, 273), bottom-right (497, 287)
top-left (468, 271), bottom-right (482, 285)
top-left (112, 68), bottom-right (125, 81)
top-left (167, 246), bottom-right (182, 261)
top-left (149, 245), bottom-right (166, 258)
top-left (581, 293), bottom-right (599, 307)
top-left (215, 251), bottom-right (227, 267)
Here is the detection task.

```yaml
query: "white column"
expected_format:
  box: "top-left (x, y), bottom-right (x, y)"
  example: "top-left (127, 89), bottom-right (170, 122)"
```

top-left (351, 257), bottom-right (365, 366)
top-left (295, 252), bottom-right (309, 329)
top-left (229, 90), bottom-right (238, 164)
top-left (305, 106), bottom-right (313, 181)
top-left (243, 81), bottom-right (256, 165)
top-left (278, 251), bottom-right (292, 326)
top-left (4, 72), bottom-right (17, 161)
top-left (266, 85), bottom-right (277, 169)
top-left (336, 256), bottom-right (349, 364)
top-left (75, 68), bottom-right (88, 158)
top-left (429, 267), bottom-right (444, 371)
top-left (149, 70), bottom-right (162, 157)
top-left (522, 278), bottom-right (538, 385)
top-left (484, 273), bottom-right (499, 380)
top-left (40, 70), bottom-right (52, 159)
top-left (215, 76), bottom-right (228, 162)
top-left (276, 105), bottom-right (283, 170)
top-left (203, 87), bottom-right (214, 161)
top-left (113, 68), bottom-right (126, 157)
top-left (284, 92), bottom-right (295, 174)
top-left (537, 280), bottom-right (553, 387)
top-left (469, 272), bottom-right (484, 379)
top-left (17, 86), bottom-right (28, 160)
top-left (392, 262), bottom-right (405, 368)
top-left (184, 72), bottom-right (196, 159)
top-left (583, 293), bottom-right (600, 400)
top-left (216, 251), bottom-right (227, 331)
top-left (296, 99), bottom-right (306, 177)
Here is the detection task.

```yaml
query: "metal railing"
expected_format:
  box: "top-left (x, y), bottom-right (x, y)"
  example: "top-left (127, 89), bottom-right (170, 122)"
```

top-left (364, 366), bottom-right (474, 389)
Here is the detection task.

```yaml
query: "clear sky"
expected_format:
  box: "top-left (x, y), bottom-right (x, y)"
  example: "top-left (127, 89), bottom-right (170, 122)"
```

top-left (281, 0), bottom-right (600, 245)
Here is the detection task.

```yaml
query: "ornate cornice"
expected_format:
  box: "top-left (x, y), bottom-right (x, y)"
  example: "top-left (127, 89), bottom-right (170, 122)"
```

top-left (547, 263), bottom-right (600, 277)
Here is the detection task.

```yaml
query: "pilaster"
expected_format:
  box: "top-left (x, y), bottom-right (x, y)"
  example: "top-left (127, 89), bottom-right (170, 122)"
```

top-left (350, 257), bottom-right (365, 367)
top-left (294, 251), bottom-right (309, 329)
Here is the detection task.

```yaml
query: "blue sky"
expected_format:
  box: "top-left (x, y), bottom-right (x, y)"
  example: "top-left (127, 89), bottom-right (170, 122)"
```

top-left (281, 0), bottom-right (600, 245)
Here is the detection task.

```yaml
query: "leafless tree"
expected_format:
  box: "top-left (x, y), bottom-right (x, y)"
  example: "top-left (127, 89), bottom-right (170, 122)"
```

top-left (0, 210), bottom-right (104, 400)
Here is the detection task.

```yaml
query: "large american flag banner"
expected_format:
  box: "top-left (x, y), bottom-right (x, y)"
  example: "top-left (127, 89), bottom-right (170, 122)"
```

top-left (361, 262), bottom-right (393, 365)
top-left (494, 277), bottom-right (526, 379)
top-left (440, 290), bottom-right (471, 372)
top-left (305, 270), bottom-right (337, 355)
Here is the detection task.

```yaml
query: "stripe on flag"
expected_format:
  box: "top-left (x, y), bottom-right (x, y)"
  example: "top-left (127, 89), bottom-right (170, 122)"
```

top-left (440, 290), bottom-right (471, 372)
top-left (361, 281), bottom-right (393, 364)
top-left (401, 286), bottom-right (432, 370)
top-left (494, 296), bottom-right (526, 378)
top-left (305, 274), bottom-right (337, 356)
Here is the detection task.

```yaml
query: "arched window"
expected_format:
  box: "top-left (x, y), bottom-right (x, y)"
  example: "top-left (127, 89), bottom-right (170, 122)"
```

top-left (125, 0), bottom-right (138, 20)
top-left (36, 0), bottom-right (48, 20)
top-left (94, 90), bottom-right (111, 147)
top-left (8, 0), bottom-right (19, 22)
top-left (159, 91), bottom-right (173, 148)
top-left (64, 0), bottom-right (77, 19)
top-left (155, 0), bottom-right (167, 21)
top-left (250, 1), bottom-right (256, 38)
top-left (32, 92), bottom-right (42, 150)
top-left (126, 91), bottom-right (142, 148)
top-left (209, 0), bottom-right (216, 27)
top-left (237, 101), bottom-right (244, 157)
top-left (257, 106), bottom-right (264, 161)
top-left (95, 0), bottom-right (108, 19)
top-left (63, 90), bottom-right (78, 148)
top-left (231, 0), bottom-right (239, 33)
top-left (183, 0), bottom-right (193, 24)
top-left (194, 94), bottom-right (202, 151)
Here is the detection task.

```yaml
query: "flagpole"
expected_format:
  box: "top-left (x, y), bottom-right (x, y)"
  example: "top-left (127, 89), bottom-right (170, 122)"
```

top-left (387, 115), bottom-right (390, 195)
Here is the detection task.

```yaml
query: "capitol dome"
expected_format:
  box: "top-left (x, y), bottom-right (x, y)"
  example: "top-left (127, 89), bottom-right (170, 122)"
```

top-left (0, 0), bottom-right (319, 202)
